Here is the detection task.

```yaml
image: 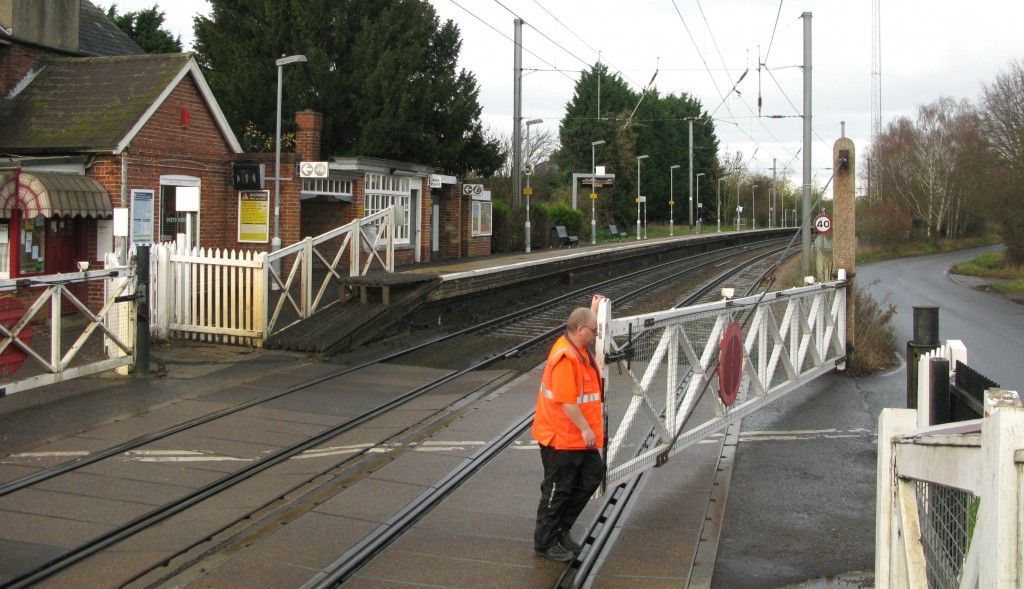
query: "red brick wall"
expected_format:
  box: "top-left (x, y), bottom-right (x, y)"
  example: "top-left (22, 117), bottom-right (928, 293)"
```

top-left (0, 43), bottom-right (48, 96)
top-left (436, 184), bottom-right (462, 259)
top-left (88, 74), bottom-right (252, 252)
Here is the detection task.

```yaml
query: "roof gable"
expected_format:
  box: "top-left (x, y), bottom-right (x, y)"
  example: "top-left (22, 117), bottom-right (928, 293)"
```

top-left (0, 53), bottom-right (242, 154)
top-left (78, 0), bottom-right (145, 57)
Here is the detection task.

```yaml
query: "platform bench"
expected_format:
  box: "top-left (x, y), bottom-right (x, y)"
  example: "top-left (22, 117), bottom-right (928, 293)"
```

top-left (607, 224), bottom-right (628, 241)
top-left (552, 225), bottom-right (579, 247)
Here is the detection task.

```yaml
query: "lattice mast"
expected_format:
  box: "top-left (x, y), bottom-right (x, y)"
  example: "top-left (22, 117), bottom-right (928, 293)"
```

top-left (870, 0), bottom-right (882, 201)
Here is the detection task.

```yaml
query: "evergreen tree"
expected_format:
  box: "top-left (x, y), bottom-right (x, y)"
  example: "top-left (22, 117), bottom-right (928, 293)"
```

top-left (193, 0), bottom-right (502, 177)
top-left (104, 3), bottom-right (182, 53)
top-left (556, 63), bottom-right (720, 228)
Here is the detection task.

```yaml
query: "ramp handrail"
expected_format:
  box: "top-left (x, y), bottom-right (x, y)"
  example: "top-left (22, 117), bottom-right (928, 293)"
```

top-left (263, 207), bottom-right (397, 337)
top-left (596, 280), bottom-right (847, 488)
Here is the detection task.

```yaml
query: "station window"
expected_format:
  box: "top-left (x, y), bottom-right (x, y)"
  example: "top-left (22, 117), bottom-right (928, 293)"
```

top-left (364, 173), bottom-right (411, 244)
top-left (18, 215), bottom-right (46, 274)
top-left (472, 201), bottom-right (492, 237)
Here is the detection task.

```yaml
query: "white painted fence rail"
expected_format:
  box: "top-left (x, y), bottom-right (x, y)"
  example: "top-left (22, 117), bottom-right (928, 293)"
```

top-left (876, 340), bottom-right (1023, 589)
top-left (595, 279), bottom-right (848, 489)
top-left (147, 207), bottom-right (398, 345)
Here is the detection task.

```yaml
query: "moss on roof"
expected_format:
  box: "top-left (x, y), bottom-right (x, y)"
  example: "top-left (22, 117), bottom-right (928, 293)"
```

top-left (0, 53), bottom-right (190, 153)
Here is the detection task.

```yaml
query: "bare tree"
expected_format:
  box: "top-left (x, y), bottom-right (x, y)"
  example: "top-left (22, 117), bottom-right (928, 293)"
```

top-left (879, 97), bottom-right (978, 239)
top-left (980, 59), bottom-right (1024, 263)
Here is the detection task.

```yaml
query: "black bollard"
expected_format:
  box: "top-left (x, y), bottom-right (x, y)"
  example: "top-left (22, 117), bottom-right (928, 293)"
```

top-left (928, 357), bottom-right (951, 425)
top-left (134, 245), bottom-right (150, 376)
top-left (906, 305), bottom-right (940, 408)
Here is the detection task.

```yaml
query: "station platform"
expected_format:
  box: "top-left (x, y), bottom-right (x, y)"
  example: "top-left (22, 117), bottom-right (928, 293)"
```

top-left (269, 229), bottom-right (790, 354)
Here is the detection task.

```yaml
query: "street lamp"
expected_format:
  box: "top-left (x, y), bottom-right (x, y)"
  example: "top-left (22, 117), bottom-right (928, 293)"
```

top-left (695, 172), bottom-right (705, 233)
top-left (636, 154), bottom-right (648, 240)
top-left (273, 54), bottom-right (307, 258)
top-left (669, 165), bottom-right (681, 237)
top-left (590, 139), bottom-right (605, 245)
top-left (751, 184), bottom-right (759, 230)
top-left (717, 176), bottom-right (728, 232)
top-left (524, 118), bottom-right (542, 252)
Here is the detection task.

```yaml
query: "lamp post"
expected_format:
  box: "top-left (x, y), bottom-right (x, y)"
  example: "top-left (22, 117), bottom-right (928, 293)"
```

top-left (717, 176), bottom-right (727, 232)
top-left (751, 184), bottom-right (759, 230)
top-left (591, 139), bottom-right (605, 244)
top-left (524, 118), bottom-right (542, 252)
top-left (695, 172), bottom-right (705, 233)
top-left (669, 164), bottom-right (681, 237)
top-left (273, 54), bottom-right (307, 259)
top-left (636, 154), bottom-right (648, 240)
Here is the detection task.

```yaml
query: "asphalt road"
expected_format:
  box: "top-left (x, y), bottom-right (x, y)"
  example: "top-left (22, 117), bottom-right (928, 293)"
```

top-left (711, 246), bottom-right (1023, 588)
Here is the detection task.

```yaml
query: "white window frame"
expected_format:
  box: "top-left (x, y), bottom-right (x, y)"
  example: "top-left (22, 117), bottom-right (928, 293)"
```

top-left (363, 173), bottom-right (411, 244)
top-left (472, 201), bottom-right (492, 237)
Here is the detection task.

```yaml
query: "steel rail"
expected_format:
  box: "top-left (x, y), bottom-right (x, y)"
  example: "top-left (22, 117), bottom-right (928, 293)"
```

top-left (1, 242), bottom-right (785, 589)
top-left (0, 240), bottom-right (780, 498)
top-left (299, 251), bottom-right (787, 588)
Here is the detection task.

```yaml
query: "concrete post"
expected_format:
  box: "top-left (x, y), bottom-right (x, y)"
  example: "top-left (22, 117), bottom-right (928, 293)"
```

top-left (833, 136), bottom-right (856, 354)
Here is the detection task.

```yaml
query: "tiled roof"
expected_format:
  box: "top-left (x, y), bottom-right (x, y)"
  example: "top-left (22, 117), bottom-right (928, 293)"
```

top-left (78, 0), bottom-right (144, 57)
top-left (0, 53), bottom-right (190, 153)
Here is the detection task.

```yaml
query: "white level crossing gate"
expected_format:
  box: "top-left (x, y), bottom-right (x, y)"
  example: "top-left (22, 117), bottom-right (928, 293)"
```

top-left (595, 280), bottom-right (848, 488)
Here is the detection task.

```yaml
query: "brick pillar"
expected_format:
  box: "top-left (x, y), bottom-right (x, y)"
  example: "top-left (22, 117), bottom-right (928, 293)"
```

top-left (278, 110), bottom-right (322, 248)
top-left (295, 110), bottom-right (323, 162)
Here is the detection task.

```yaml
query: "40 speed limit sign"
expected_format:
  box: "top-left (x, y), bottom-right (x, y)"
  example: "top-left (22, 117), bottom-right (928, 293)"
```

top-left (813, 214), bottom-right (832, 234)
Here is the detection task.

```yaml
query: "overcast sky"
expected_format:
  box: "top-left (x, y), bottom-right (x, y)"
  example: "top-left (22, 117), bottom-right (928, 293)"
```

top-left (102, 0), bottom-right (1024, 194)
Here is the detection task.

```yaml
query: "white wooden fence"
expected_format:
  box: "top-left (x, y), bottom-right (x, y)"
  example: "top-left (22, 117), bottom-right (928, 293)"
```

top-left (150, 242), bottom-right (265, 346)
top-left (876, 342), bottom-right (1023, 589)
top-left (147, 206), bottom-right (398, 346)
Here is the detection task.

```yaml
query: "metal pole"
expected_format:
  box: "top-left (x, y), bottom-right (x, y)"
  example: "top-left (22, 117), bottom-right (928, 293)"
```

top-left (591, 139), bottom-right (605, 245)
top-left (752, 185), bottom-right (758, 230)
top-left (513, 19), bottom-right (523, 210)
top-left (687, 117), bottom-right (695, 229)
top-left (736, 177), bottom-right (741, 231)
top-left (525, 118), bottom-right (541, 252)
top-left (695, 172), bottom-right (705, 233)
top-left (273, 63), bottom-right (283, 253)
top-left (636, 155), bottom-right (647, 240)
top-left (670, 165), bottom-right (680, 237)
top-left (717, 176), bottom-right (724, 232)
top-left (802, 12), bottom-right (813, 274)
top-left (273, 54), bottom-right (305, 273)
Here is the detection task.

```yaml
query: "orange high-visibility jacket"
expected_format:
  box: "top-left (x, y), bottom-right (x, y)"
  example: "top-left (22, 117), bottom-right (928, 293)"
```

top-left (532, 335), bottom-right (604, 450)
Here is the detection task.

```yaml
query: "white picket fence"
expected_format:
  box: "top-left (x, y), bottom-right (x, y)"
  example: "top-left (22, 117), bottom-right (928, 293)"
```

top-left (150, 242), bottom-right (266, 346)
top-left (147, 207), bottom-right (398, 346)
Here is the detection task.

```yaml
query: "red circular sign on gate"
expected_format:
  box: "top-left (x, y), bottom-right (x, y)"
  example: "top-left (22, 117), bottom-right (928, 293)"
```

top-left (718, 322), bottom-right (743, 406)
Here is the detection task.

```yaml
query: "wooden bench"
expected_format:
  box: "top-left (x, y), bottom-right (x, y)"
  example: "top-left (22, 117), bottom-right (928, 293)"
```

top-left (607, 224), bottom-right (628, 241)
top-left (552, 225), bottom-right (579, 247)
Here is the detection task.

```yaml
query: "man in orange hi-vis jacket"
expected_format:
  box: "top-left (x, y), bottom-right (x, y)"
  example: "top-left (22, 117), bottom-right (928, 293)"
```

top-left (532, 295), bottom-right (606, 562)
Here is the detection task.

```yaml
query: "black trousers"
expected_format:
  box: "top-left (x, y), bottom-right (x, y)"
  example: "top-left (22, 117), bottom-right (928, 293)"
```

top-left (534, 444), bottom-right (606, 551)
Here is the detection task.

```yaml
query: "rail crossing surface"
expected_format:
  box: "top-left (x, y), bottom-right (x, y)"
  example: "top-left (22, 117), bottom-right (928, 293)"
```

top-left (0, 233), bottom-right (787, 587)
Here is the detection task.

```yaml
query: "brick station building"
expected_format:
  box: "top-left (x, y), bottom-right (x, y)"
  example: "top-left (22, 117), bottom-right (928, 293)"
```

top-left (0, 0), bottom-right (491, 284)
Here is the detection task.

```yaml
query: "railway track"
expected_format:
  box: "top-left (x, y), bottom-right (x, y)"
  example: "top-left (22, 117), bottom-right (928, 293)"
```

top-left (0, 241), bottom-right (789, 588)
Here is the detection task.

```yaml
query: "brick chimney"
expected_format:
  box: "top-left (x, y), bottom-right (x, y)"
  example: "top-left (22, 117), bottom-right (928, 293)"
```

top-left (295, 110), bottom-right (323, 162)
